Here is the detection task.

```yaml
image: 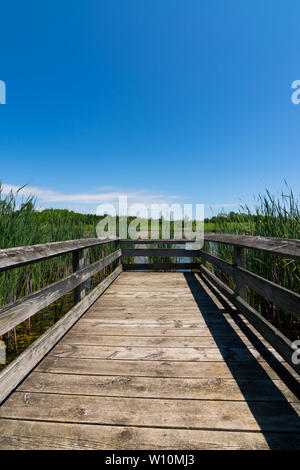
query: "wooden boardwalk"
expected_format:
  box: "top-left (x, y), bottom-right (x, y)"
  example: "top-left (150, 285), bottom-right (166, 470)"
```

top-left (0, 272), bottom-right (300, 449)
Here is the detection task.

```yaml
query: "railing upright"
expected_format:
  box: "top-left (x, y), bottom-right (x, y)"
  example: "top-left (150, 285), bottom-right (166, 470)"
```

top-left (233, 246), bottom-right (247, 301)
top-left (72, 248), bottom-right (85, 304)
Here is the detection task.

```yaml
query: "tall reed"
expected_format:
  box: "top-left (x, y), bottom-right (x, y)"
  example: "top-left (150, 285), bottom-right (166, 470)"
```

top-left (204, 184), bottom-right (300, 339)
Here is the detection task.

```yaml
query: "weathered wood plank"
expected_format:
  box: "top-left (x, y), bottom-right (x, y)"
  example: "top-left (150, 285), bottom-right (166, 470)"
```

top-left (1, 392), bottom-right (300, 432)
top-left (75, 319), bottom-right (234, 329)
top-left (36, 356), bottom-right (299, 381)
top-left (2, 419), bottom-right (300, 450)
top-left (122, 248), bottom-right (201, 257)
top-left (62, 333), bottom-right (255, 348)
top-left (123, 263), bottom-right (200, 271)
top-left (0, 266), bottom-right (122, 404)
top-left (18, 371), bottom-right (299, 402)
top-left (0, 237), bottom-right (118, 272)
top-left (49, 343), bottom-right (283, 362)
top-left (68, 324), bottom-right (246, 337)
top-left (204, 233), bottom-right (300, 260)
top-left (0, 249), bottom-right (121, 335)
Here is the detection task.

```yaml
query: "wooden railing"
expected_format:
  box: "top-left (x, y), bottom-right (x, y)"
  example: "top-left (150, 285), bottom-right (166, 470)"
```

top-left (0, 238), bottom-right (121, 403)
top-left (0, 234), bottom-right (299, 403)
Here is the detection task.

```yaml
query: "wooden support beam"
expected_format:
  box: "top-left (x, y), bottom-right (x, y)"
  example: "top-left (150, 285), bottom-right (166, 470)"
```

top-left (233, 246), bottom-right (247, 301)
top-left (123, 263), bottom-right (200, 271)
top-left (72, 249), bottom-right (85, 304)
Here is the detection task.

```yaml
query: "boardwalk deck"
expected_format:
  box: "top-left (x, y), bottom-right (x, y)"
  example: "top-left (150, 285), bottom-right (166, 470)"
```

top-left (1, 272), bottom-right (300, 450)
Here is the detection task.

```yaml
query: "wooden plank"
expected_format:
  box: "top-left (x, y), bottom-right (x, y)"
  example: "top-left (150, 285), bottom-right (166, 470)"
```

top-left (199, 267), bottom-right (300, 375)
top-left (123, 263), bottom-right (200, 270)
top-left (0, 249), bottom-right (121, 335)
top-left (0, 237), bottom-right (118, 272)
top-left (200, 251), bottom-right (300, 320)
top-left (204, 233), bottom-right (300, 260)
top-left (81, 315), bottom-right (220, 325)
top-left (122, 248), bottom-right (201, 257)
top-left (0, 265), bottom-right (122, 404)
top-left (49, 343), bottom-right (284, 363)
top-left (2, 419), bottom-right (300, 450)
top-left (75, 319), bottom-right (229, 329)
top-left (62, 333), bottom-right (256, 348)
top-left (18, 371), bottom-right (299, 402)
top-left (36, 356), bottom-right (298, 381)
top-left (1, 391), bottom-right (300, 432)
top-left (68, 324), bottom-right (246, 337)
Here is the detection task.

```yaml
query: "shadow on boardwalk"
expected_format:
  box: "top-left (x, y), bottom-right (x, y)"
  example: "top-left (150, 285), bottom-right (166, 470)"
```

top-left (184, 272), bottom-right (300, 450)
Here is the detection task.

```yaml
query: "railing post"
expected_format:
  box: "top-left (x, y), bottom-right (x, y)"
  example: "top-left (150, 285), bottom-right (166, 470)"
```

top-left (233, 246), bottom-right (247, 301)
top-left (116, 240), bottom-right (122, 269)
top-left (72, 248), bottom-right (85, 304)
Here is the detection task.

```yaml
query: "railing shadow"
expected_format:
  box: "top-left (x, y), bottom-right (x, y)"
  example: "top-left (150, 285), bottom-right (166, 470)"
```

top-left (184, 272), bottom-right (300, 450)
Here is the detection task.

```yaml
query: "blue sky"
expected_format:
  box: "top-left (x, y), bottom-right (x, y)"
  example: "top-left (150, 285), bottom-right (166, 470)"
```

top-left (0, 0), bottom-right (299, 215)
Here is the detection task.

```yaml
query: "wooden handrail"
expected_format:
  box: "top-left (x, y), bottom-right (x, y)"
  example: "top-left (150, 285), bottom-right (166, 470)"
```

top-left (199, 250), bottom-right (300, 321)
top-left (204, 233), bottom-right (300, 260)
top-left (0, 237), bottom-right (118, 272)
top-left (0, 237), bottom-right (122, 403)
top-left (0, 249), bottom-right (122, 336)
top-left (120, 234), bottom-right (300, 258)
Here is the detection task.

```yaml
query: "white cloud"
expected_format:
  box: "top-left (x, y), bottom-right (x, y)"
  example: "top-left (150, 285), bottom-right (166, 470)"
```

top-left (1, 182), bottom-right (181, 213)
top-left (1, 182), bottom-right (243, 215)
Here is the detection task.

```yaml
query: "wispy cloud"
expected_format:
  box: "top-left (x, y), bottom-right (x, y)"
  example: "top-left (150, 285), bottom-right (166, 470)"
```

top-left (1, 182), bottom-right (242, 215)
top-left (1, 183), bottom-right (181, 213)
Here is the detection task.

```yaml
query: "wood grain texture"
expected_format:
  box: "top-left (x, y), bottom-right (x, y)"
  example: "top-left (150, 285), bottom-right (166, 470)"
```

top-left (2, 419), bottom-right (300, 450)
top-left (49, 343), bottom-right (284, 363)
top-left (1, 391), bottom-right (300, 432)
top-left (18, 371), bottom-right (299, 402)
